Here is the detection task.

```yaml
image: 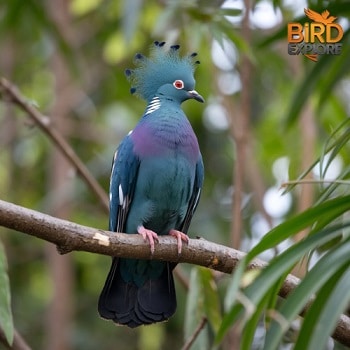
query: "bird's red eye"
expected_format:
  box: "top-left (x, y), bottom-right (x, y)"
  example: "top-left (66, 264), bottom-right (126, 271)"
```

top-left (173, 80), bottom-right (184, 89)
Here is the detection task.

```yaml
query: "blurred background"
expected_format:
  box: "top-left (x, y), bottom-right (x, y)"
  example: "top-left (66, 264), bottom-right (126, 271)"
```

top-left (0, 0), bottom-right (349, 349)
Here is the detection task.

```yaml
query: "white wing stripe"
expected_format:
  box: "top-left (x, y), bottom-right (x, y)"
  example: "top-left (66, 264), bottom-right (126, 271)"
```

top-left (118, 184), bottom-right (124, 206)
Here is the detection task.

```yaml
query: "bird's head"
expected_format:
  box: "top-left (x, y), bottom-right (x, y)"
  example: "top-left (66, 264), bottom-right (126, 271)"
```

top-left (125, 41), bottom-right (204, 104)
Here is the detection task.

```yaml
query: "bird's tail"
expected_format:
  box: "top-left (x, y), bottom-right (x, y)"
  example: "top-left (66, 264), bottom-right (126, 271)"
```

top-left (98, 258), bottom-right (177, 328)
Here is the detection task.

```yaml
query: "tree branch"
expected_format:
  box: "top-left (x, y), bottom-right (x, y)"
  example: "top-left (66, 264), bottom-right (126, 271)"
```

top-left (181, 317), bottom-right (208, 350)
top-left (0, 77), bottom-right (109, 212)
top-left (0, 199), bottom-right (244, 271)
top-left (1, 199), bottom-right (350, 346)
top-left (0, 325), bottom-right (31, 350)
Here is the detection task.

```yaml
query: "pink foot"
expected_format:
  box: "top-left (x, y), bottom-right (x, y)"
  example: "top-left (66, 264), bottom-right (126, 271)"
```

top-left (137, 225), bottom-right (159, 254)
top-left (169, 229), bottom-right (189, 254)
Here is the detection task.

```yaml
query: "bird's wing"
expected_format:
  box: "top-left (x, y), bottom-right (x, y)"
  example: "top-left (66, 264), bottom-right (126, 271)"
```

top-left (109, 134), bottom-right (140, 232)
top-left (304, 8), bottom-right (323, 22)
top-left (180, 156), bottom-right (204, 234)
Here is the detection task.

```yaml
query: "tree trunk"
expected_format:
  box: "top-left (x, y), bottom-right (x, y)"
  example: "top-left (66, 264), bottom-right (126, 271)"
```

top-left (45, 1), bottom-right (76, 349)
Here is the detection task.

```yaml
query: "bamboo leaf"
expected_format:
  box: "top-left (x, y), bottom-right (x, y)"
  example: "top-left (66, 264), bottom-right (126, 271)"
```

top-left (245, 224), bottom-right (348, 306)
top-left (184, 268), bottom-right (209, 350)
top-left (294, 263), bottom-right (350, 350)
top-left (284, 54), bottom-right (331, 127)
top-left (264, 239), bottom-right (350, 350)
top-left (216, 222), bottom-right (348, 344)
top-left (198, 267), bottom-right (222, 334)
top-left (246, 195), bottom-right (350, 260)
top-left (317, 29), bottom-right (350, 110)
top-left (241, 292), bottom-right (271, 350)
top-left (224, 259), bottom-right (246, 311)
top-left (0, 241), bottom-right (13, 346)
top-left (305, 268), bottom-right (350, 350)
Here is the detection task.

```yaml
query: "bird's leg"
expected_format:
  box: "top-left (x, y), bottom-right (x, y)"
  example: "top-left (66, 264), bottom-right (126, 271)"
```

top-left (137, 225), bottom-right (159, 254)
top-left (169, 229), bottom-right (189, 254)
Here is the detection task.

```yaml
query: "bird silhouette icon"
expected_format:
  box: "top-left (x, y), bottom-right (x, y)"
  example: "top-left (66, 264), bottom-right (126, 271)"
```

top-left (304, 8), bottom-right (337, 25)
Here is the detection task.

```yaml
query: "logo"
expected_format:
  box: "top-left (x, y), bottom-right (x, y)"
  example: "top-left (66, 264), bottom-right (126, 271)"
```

top-left (288, 8), bottom-right (343, 62)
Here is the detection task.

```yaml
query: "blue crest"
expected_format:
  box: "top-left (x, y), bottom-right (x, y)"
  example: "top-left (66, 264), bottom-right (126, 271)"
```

top-left (125, 41), bottom-right (200, 102)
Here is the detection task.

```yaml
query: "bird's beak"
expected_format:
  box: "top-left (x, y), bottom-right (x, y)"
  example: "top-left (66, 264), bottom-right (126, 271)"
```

top-left (187, 90), bottom-right (205, 103)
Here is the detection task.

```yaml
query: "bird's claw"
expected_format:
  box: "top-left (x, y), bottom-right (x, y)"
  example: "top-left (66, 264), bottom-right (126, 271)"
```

top-left (169, 229), bottom-right (189, 255)
top-left (137, 225), bottom-right (159, 254)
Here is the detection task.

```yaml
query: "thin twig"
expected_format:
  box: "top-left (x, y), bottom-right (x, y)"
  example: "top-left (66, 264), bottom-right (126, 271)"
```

top-left (0, 326), bottom-right (31, 350)
top-left (181, 317), bottom-right (208, 350)
top-left (281, 179), bottom-right (350, 188)
top-left (0, 77), bottom-right (109, 212)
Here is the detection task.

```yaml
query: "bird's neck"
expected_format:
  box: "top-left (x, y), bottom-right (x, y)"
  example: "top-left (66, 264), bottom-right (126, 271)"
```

top-left (144, 96), bottom-right (162, 116)
top-left (144, 95), bottom-right (182, 116)
top-left (131, 97), bottom-right (199, 161)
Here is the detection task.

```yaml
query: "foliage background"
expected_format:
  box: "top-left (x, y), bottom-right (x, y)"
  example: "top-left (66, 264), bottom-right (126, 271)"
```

top-left (1, 0), bottom-right (350, 349)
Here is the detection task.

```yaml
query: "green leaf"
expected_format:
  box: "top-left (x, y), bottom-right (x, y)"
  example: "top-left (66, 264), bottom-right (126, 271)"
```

top-left (216, 222), bottom-right (348, 345)
top-left (304, 268), bottom-right (350, 350)
top-left (224, 259), bottom-right (245, 311)
top-left (198, 267), bottom-right (221, 334)
top-left (264, 239), bottom-right (350, 350)
top-left (70, 0), bottom-right (103, 15)
top-left (245, 225), bottom-right (345, 306)
top-left (317, 29), bottom-right (350, 110)
top-left (218, 8), bottom-right (242, 17)
top-left (240, 292), bottom-right (271, 350)
top-left (320, 119), bottom-right (350, 179)
top-left (282, 119), bottom-right (350, 197)
top-left (246, 195), bottom-right (350, 261)
top-left (0, 241), bottom-right (13, 346)
top-left (284, 54), bottom-right (331, 127)
top-left (184, 268), bottom-right (209, 350)
top-left (294, 263), bottom-right (350, 350)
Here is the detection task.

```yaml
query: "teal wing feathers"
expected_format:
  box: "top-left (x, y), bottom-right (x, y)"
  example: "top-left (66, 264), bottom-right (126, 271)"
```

top-left (180, 156), bottom-right (204, 233)
top-left (109, 134), bottom-right (140, 233)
